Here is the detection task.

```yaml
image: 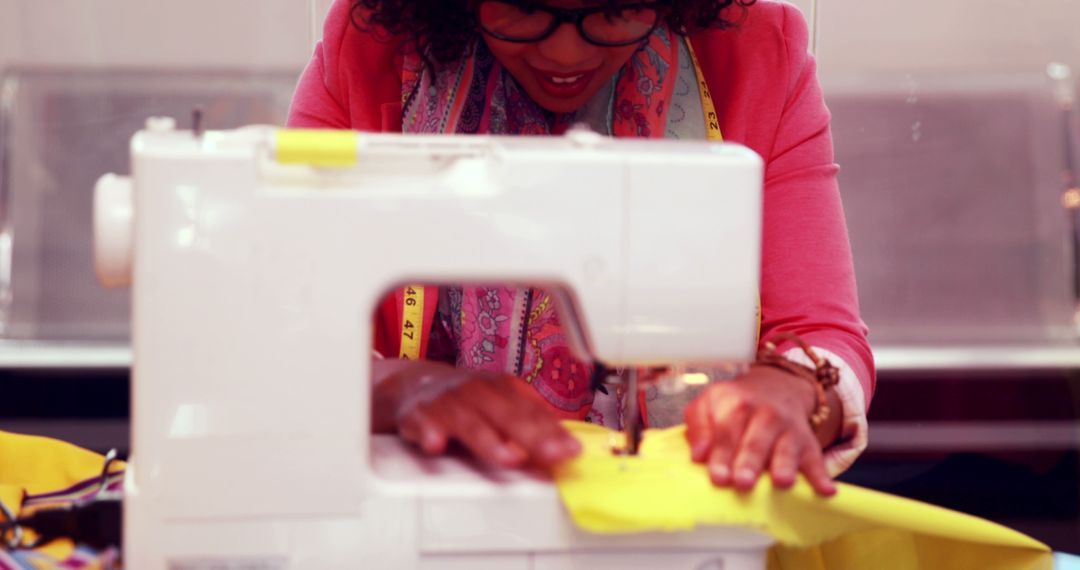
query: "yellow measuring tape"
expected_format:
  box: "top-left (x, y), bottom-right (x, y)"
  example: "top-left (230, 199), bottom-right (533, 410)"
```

top-left (399, 285), bottom-right (425, 360)
top-left (686, 41), bottom-right (723, 143)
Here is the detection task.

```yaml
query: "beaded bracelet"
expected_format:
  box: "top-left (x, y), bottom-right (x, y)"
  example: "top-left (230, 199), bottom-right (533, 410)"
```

top-left (756, 333), bottom-right (840, 427)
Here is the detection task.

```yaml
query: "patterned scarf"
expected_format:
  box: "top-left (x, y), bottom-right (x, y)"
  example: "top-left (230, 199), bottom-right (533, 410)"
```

top-left (402, 28), bottom-right (706, 424)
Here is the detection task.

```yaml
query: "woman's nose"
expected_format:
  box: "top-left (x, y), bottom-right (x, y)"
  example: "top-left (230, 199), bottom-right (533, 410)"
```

top-left (534, 23), bottom-right (597, 68)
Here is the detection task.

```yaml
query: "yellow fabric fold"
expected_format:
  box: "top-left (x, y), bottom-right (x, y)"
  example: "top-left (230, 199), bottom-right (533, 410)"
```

top-left (0, 431), bottom-right (122, 496)
top-left (556, 421), bottom-right (1052, 570)
top-left (0, 425), bottom-right (1057, 570)
top-left (0, 431), bottom-right (126, 563)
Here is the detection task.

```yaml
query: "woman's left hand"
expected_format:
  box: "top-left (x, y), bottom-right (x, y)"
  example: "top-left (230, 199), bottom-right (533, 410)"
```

top-left (684, 365), bottom-right (838, 496)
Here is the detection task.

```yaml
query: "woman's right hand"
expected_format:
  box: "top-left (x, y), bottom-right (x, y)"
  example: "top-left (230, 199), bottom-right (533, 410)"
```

top-left (372, 360), bottom-right (582, 469)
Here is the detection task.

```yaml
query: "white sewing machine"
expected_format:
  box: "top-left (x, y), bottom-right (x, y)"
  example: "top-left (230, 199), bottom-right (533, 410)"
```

top-left (94, 120), bottom-right (768, 569)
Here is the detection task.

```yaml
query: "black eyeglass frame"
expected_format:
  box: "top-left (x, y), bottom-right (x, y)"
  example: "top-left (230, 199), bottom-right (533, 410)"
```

top-left (477, 0), bottom-right (672, 47)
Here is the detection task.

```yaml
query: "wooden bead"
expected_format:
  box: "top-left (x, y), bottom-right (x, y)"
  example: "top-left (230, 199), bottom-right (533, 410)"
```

top-left (756, 333), bottom-right (839, 428)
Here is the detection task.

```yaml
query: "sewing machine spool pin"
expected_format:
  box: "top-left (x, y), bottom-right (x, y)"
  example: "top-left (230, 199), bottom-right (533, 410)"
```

top-left (97, 449), bottom-right (119, 497)
top-left (192, 107), bottom-right (204, 139)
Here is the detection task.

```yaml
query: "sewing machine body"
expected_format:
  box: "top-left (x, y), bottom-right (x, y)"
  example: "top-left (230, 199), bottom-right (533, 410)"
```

top-left (96, 123), bottom-right (767, 569)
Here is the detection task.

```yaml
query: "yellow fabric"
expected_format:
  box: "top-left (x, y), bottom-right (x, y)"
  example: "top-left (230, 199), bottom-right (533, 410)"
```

top-left (556, 421), bottom-right (1053, 570)
top-left (0, 432), bottom-right (121, 495)
top-left (0, 426), bottom-right (1055, 569)
top-left (0, 431), bottom-right (125, 564)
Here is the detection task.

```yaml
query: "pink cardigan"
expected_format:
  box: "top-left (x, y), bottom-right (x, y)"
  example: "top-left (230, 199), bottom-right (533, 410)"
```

top-left (287, 0), bottom-right (876, 411)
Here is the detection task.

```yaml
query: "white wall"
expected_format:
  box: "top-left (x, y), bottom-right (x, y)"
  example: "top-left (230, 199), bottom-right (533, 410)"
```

top-left (4, 0), bottom-right (1078, 88)
top-left (816, 0), bottom-right (1080, 82)
top-left (0, 0), bottom-right (313, 70)
top-left (0, 0), bottom-right (23, 67)
top-left (0, 0), bottom-right (814, 71)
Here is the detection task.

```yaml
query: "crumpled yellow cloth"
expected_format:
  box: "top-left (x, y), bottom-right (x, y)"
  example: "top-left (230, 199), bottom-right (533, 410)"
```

top-left (556, 421), bottom-right (1053, 570)
top-left (0, 426), bottom-right (1055, 570)
top-left (0, 431), bottom-right (125, 566)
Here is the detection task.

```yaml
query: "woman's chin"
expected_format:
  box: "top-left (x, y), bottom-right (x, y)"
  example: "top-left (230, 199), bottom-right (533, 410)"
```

top-left (524, 83), bottom-right (601, 115)
top-left (538, 99), bottom-right (589, 114)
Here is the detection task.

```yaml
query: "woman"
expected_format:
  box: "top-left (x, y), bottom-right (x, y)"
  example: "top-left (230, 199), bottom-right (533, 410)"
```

top-left (288, 0), bottom-right (874, 497)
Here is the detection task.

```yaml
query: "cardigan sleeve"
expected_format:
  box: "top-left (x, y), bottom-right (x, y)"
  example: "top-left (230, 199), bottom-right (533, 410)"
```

top-left (757, 4), bottom-right (876, 409)
top-left (286, 0), bottom-right (351, 129)
top-left (286, 0), bottom-right (404, 131)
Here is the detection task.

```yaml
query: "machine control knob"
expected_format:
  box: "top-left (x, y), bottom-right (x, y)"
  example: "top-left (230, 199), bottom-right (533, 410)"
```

top-left (94, 173), bottom-right (134, 288)
top-left (566, 126), bottom-right (605, 148)
top-left (145, 116), bottom-right (177, 133)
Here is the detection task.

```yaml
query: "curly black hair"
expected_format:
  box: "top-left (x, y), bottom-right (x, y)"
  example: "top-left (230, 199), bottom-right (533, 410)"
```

top-left (353, 0), bottom-right (756, 64)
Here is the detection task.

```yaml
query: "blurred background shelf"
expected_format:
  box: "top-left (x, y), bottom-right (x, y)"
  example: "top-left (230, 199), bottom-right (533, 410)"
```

top-left (874, 345), bottom-right (1080, 372)
top-left (3, 342), bottom-right (1080, 372)
top-left (0, 340), bottom-right (130, 369)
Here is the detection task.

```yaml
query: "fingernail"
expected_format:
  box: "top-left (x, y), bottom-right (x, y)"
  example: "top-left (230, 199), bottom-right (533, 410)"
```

top-left (691, 441), bottom-right (709, 460)
top-left (422, 431), bottom-right (442, 454)
top-left (562, 438), bottom-right (582, 455)
top-left (542, 439), bottom-right (566, 460)
top-left (710, 464), bottom-right (731, 483)
top-left (735, 468), bottom-right (756, 487)
top-left (495, 445), bottom-right (521, 465)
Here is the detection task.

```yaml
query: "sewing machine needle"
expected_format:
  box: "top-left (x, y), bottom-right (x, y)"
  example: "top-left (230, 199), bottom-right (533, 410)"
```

top-left (625, 369), bottom-right (641, 455)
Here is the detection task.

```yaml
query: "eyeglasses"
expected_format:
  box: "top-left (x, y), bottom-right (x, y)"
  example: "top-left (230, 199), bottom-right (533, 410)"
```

top-left (477, 0), bottom-right (669, 47)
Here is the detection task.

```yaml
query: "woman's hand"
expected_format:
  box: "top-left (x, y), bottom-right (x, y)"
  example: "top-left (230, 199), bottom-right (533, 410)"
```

top-left (684, 365), bottom-right (840, 496)
top-left (372, 360), bottom-right (581, 469)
